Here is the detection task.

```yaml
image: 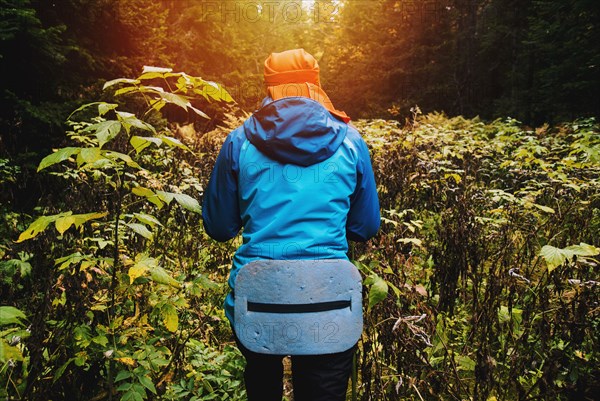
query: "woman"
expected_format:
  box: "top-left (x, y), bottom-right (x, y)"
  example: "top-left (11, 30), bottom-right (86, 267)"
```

top-left (202, 48), bottom-right (380, 401)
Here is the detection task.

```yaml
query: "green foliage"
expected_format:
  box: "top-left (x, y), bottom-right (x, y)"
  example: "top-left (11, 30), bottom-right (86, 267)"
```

top-left (352, 114), bottom-right (600, 400)
top-left (1, 59), bottom-right (598, 399)
top-left (161, 340), bottom-right (246, 401)
top-left (1, 67), bottom-right (234, 400)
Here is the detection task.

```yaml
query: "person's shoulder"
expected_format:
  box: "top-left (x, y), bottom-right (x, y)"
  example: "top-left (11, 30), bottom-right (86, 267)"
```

top-left (342, 122), bottom-right (368, 150)
top-left (221, 125), bottom-right (248, 150)
top-left (345, 123), bottom-right (361, 140)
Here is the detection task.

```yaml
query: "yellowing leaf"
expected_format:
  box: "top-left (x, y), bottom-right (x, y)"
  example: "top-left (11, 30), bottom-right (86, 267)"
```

top-left (128, 264), bottom-right (148, 284)
top-left (17, 212), bottom-right (71, 242)
top-left (55, 215), bottom-right (76, 235)
top-left (115, 357), bottom-right (137, 366)
top-left (129, 254), bottom-right (158, 285)
top-left (55, 212), bottom-right (107, 235)
top-left (132, 186), bottom-right (155, 197)
top-left (161, 304), bottom-right (178, 332)
top-left (0, 339), bottom-right (24, 362)
top-left (444, 173), bottom-right (462, 184)
top-left (131, 187), bottom-right (164, 209)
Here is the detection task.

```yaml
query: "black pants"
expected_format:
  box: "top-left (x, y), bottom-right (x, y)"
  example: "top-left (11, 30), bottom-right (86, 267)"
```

top-left (234, 334), bottom-right (356, 401)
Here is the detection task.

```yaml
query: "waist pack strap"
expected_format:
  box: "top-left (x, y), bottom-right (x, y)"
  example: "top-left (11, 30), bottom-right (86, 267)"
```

top-left (248, 300), bottom-right (351, 314)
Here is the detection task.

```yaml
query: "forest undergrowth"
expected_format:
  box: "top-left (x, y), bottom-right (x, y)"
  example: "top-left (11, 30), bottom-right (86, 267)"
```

top-left (1, 69), bottom-right (598, 401)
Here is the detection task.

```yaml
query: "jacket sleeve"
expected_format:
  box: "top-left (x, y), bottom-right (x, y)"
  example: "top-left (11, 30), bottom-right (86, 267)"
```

top-left (202, 131), bottom-right (244, 241)
top-left (346, 134), bottom-right (381, 242)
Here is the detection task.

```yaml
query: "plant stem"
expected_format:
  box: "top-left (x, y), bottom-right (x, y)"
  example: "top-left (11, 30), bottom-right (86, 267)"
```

top-left (107, 170), bottom-right (124, 401)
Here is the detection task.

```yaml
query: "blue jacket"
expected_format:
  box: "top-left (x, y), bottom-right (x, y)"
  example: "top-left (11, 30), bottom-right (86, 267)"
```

top-left (202, 96), bottom-right (380, 323)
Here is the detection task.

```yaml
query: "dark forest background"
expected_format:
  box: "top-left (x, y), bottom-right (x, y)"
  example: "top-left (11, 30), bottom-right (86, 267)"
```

top-left (2, 0), bottom-right (599, 159)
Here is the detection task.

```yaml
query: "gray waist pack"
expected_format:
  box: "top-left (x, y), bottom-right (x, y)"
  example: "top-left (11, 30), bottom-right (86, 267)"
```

top-left (234, 259), bottom-right (363, 355)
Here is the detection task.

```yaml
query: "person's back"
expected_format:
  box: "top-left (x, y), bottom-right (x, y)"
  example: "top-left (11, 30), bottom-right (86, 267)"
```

top-left (202, 48), bottom-right (380, 401)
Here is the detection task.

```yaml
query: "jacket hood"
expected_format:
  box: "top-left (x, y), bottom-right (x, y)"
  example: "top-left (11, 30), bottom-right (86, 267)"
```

top-left (243, 97), bottom-right (348, 167)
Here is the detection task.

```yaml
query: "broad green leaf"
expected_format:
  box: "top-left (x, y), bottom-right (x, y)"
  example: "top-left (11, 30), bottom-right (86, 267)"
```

top-left (115, 86), bottom-right (138, 96)
top-left (53, 358), bottom-right (75, 383)
top-left (55, 215), bottom-right (76, 235)
top-left (540, 245), bottom-right (574, 271)
top-left (365, 274), bottom-right (388, 309)
top-left (103, 78), bottom-right (139, 90)
top-left (138, 375), bottom-right (157, 395)
top-left (2, 259), bottom-right (32, 277)
top-left (93, 120), bottom-right (122, 148)
top-left (159, 91), bottom-right (190, 109)
top-left (78, 147), bottom-right (103, 165)
top-left (455, 355), bottom-right (476, 372)
top-left (565, 243), bottom-right (600, 257)
top-left (161, 136), bottom-right (190, 151)
top-left (98, 102), bottom-right (118, 116)
top-left (201, 81), bottom-right (235, 103)
top-left (103, 151), bottom-right (141, 169)
top-left (150, 99), bottom-right (166, 112)
top-left (161, 304), bottom-right (178, 332)
top-left (16, 212), bottom-right (71, 242)
top-left (0, 306), bottom-right (27, 326)
top-left (138, 72), bottom-right (169, 80)
top-left (55, 252), bottom-right (84, 270)
top-left (150, 266), bottom-right (180, 288)
top-left (38, 147), bottom-right (80, 171)
top-left (92, 335), bottom-right (109, 346)
top-left (540, 243), bottom-right (599, 272)
top-left (67, 102), bottom-right (101, 119)
top-left (116, 111), bottom-right (155, 134)
top-left (130, 136), bottom-right (162, 154)
top-left (114, 370), bottom-right (132, 382)
top-left (134, 213), bottom-right (163, 227)
top-left (131, 187), bottom-right (155, 197)
top-left (171, 193), bottom-right (201, 213)
top-left (126, 223), bottom-right (153, 239)
top-left (156, 191), bottom-right (174, 205)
